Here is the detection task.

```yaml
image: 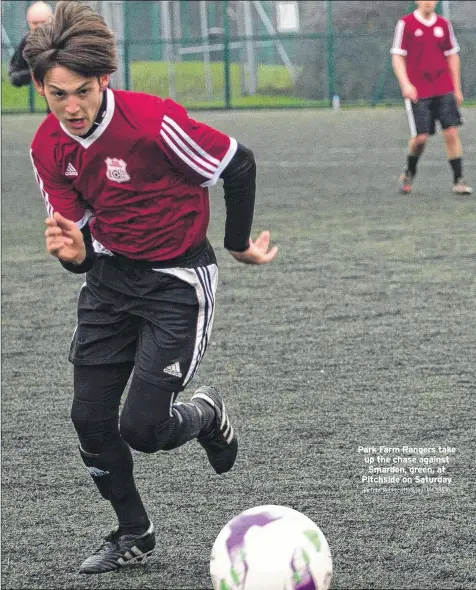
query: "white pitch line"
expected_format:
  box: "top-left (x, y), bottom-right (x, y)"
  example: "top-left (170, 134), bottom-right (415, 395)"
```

top-left (259, 160), bottom-right (476, 168)
top-left (328, 145), bottom-right (476, 154)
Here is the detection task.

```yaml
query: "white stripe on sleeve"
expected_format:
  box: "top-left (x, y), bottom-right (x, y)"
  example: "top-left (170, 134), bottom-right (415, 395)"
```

top-left (160, 129), bottom-right (215, 179)
top-left (200, 137), bottom-right (238, 187)
top-left (390, 20), bottom-right (407, 56)
top-left (444, 22), bottom-right (460, 55)
top-left (30, 149), bottom-right (53, 217)
top-left (159, 115), bottom-right (237, 185)
top-left (162, 121), bottom-right (217, 173)
top-left (30, 149), bottom-right (92, 226)
top-left (163, 115), bottom-right (220, 165)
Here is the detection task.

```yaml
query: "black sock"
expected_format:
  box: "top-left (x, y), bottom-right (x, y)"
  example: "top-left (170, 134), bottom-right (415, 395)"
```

top-left (406, 155), bottom-right (419, 177)
top-left (113, 502), bottom-right (150, 536)
top-left (449, 157), bottom-right (463, 184)
top-left (191, 398), bottom-right (216, 436)
top-left (79, 439), bottom-right (150, 536)
top-left (73, 363), bottom-right (150, 536)
top-left (161, 400), bottom-right (215, 450)
top-left (108, 451), bottom-right (150, 535)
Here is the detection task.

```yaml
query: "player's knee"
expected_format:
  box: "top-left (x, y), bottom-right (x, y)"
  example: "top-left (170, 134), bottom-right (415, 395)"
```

top-left (70, 398), bottom-right (118, 453)
top-left (71, 398), bottom-right (94, 434)
top-left (414, 134), bottom-right (428, 147)
top-left (443, 126), bottom-right (458, 140)
top-left (120, 411), bottom-right (175, 453)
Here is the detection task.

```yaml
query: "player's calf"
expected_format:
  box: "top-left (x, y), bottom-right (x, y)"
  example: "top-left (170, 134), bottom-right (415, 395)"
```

top-left (119, 375), bottom-right (218, 452)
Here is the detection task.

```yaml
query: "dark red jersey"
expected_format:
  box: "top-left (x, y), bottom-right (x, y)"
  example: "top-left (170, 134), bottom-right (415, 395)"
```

top-left (391, 11), bottom-right (459, 99)
top-left (30, 89), bottom-right (237, 260)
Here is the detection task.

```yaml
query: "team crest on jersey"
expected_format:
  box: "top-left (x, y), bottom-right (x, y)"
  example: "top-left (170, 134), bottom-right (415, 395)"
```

top-left (433, 26), bottom-right (444, 38)
top-left (105, 158), bottom-right (131, 183)
top-left (414, 28), bottom-right (423, 37)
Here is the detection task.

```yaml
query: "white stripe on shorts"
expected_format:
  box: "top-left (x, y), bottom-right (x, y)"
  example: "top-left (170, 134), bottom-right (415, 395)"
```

top-left (152, 264), bottom-right (218, 388)
top-left (404, 98), bottom-right (417, 138)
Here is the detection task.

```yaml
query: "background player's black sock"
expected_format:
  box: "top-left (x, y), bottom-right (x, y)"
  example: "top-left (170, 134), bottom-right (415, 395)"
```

top-left (449, 157), bottom-right (463, 184)
top-left (406, 154), bottom-right (419, 177)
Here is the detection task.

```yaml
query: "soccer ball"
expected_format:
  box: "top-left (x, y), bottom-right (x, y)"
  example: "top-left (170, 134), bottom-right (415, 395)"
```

top-left (210, 505), bottom-right (333, 590)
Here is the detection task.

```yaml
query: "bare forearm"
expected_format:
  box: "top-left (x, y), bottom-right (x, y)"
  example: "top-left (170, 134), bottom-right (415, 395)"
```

top-left (447, 53), bottom-right (461, 93)
top-left (392, 54), bottom-right (411, 90)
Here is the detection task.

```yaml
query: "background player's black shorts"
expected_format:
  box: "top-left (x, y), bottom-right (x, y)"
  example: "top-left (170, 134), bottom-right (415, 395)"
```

top-left (405, 93), bottom-right (462, 136)
top-left (69, 240), bottom-right (218, 392)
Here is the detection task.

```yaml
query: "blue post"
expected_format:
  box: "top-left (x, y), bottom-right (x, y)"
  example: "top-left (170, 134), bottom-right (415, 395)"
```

top-left (223, 0), bottom-right (231, 108)
top-left (123, 1), bottom-right (131, 90)
top-left (28, 82), bottom-right (35, 113)
top-left (326, 0), bottom-right (335, 108)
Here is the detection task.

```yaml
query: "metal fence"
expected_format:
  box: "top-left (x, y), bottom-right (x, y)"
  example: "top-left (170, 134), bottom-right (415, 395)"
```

top-left (2, 0), bottom-right (476, 113)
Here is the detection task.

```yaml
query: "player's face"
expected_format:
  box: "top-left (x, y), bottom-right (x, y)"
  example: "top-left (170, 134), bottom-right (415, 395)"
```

top-left (27, 7), bottom-right (53, 32)
top-left (28, 17), bottom-right (50, 31)
top-left (34, 66), bottom-right (110, 135)
top-left (416, 1), bottom-right (438, 16)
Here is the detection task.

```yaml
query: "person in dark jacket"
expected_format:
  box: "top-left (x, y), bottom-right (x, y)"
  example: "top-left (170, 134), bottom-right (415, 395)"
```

top-left (8, 1), bottom-right (53, 87)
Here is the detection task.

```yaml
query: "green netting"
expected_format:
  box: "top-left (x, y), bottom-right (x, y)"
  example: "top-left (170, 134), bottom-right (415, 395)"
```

top-left (2, 1), bottom-right (476, 113)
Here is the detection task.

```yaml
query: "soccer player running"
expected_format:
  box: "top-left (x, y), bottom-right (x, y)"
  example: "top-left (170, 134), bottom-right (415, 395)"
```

top-left (24, 1), bottom-right (277, 575)
top-left (391, 0), bottom-right (472, 195)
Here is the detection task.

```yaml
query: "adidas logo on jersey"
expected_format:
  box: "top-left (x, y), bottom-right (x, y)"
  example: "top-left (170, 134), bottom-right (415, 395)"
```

top-left (65, 163), bottom-right (78, 176)
top-left (163, 362), bottom-right (182, 378)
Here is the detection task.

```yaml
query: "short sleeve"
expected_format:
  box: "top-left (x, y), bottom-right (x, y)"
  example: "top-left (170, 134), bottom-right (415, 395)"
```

top-left (158, 99), bottom-right (238, 187)
top-left (30, 148), bottom-right (91, 227)
top-left (391, 19), bottom-right (408, 56)
top-left (443, 20), bottom-right (460, 56)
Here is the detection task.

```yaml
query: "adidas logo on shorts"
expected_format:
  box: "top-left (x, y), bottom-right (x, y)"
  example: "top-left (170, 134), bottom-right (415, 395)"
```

top-left (163, 362), bottom-right (182, 378)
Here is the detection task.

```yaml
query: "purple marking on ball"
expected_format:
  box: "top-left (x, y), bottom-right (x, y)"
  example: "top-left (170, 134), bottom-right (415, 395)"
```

top-left (225, 511), bottom-right (283, 587)
top-left (226, 512), bottom-right (283, 559)
top-left (291, 550), bottom-right (317, 590)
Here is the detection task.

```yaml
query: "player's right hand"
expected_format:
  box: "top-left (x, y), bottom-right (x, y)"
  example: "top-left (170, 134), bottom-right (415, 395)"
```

top-left (402, 83), bottom-right (418, 103)
top-left (45, 212), bottom-right (86, 264)
top-left (229, 230), bottom-right (278, 265)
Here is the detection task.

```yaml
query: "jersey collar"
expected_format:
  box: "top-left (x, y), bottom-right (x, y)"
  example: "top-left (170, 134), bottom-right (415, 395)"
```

top-left (60, 87), bottom-right (115, 149)
top-left (413, 10), bottom-right (437, 27)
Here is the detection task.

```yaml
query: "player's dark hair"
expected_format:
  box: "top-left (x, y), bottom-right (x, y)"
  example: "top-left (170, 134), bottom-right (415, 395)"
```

top-left (23, 0), bottom-right (117, 83)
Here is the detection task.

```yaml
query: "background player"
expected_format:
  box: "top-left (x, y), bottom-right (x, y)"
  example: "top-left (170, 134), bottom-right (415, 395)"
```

top-left (24, 0), bottom-right (277, 575)
top-left (391, 0), bottom-right (472, 195)
top-left (8, 1), bottom-right (53, 87)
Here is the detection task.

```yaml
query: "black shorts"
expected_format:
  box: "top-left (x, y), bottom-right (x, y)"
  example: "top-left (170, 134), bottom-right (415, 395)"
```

top-left (69, 241), bottom-right (218, 392)
top-left (405, 93), bottom-right (462, 137)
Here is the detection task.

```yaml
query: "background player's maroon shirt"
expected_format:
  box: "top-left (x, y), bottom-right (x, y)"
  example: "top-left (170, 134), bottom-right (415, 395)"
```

top-left (391, 11), bottom-right (459, 99)
top-left (30, 89), bottom-right (237, 260)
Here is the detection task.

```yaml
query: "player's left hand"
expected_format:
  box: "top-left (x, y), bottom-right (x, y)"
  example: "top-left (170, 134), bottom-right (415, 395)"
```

top-left (45, 212), bottom-right (86, 263)
top-left (229, 231), bottom-right (278, 265)
top-left (454, 90), bottom-right (463, 106)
